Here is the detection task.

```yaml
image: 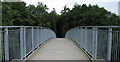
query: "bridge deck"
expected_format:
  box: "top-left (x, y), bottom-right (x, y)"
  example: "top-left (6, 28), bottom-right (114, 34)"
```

top-left (26, 38), bottom-right (90, 60)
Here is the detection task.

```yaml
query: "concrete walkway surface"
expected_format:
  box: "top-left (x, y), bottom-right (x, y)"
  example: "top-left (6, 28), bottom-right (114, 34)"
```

top-left (26, 38), bottom-right (90, 60)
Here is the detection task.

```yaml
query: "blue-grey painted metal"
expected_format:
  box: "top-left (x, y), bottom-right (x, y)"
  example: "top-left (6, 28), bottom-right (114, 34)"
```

top-left (20, 27), bottom-right (24, 59)
top-left (107, 28), bottom-right (112, 60)
top-left (0, 26), bottom-right (56, 62)
top-left (37, 27), bottom-right (39, 46)
top-left (4, 28), bottom-right (9, 60)
top-left (94, 28), bottom-right (98, 60)
top-left (85, 27), bottom-right (87, 50)
top-left (92, 28), bottom-right (96, 59)
top-left (0, 31), bottom-right (2, 62)
top-left (65, 26), bottom-right (120, 61)
top-left (111, 31), bottom-right (120, 61)
top-left (23, 27), bottom-right (26, 59)
top-left (31, 27), bottom-right (34, 51)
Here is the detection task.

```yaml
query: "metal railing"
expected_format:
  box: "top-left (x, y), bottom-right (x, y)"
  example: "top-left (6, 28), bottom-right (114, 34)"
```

top-left (0, 26), bottom-right (56, 62)
top-left (65, 26), bottom-right (120, 61)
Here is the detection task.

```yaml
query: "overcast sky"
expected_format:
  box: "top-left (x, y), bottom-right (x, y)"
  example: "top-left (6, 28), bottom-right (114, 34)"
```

top-left (23, 0), bottom-right (120, 15)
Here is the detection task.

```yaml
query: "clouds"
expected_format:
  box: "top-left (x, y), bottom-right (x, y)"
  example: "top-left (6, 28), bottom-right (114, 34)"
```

top-left (23, 0), bottom-right (119, 14)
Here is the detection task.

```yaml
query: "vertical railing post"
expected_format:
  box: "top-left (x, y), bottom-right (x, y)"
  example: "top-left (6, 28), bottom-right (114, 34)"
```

top-left (43, 28), bottom-right (45, 42)
top-left (4, 28), bottom-right (9, 61)
top-left (40, 27), bottom-right (42, 43)
top-left (39, 27), bottom-right (41, 44)
top-left (80, 27), bottom-right (83, 46)
top-left (23, 27), bottom-right (26, 59)
top-left (0, 30), bottom-right (2, 62)
top-left (40, 27), bottom-right (43, 43)
top-left (76, 27), bottom-right (78, 41)
top-left (107, 28), bottom-right (112, 60)
top-left (37, 27), bottom-right (39, 46)
top-left (80, 27), bottom-right (82, 29)
top-left (92, 28), bottom-right (98, 60)
top-left (77, 27), bottom-right (79, 42)
top-left (95, 28), bottom-right (98, 60)
top-left (31, 27), bottom-right (34, 50)
top-left (85, 27), bottom-right (87, 49)
top-left (92, 28), bottom-right (95, 59)
top-left (20, 27), bottom-right (24, 60)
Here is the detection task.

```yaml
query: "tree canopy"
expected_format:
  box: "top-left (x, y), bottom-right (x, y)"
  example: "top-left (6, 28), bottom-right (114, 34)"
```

top-left (2, 2), bottom-right (120, 37)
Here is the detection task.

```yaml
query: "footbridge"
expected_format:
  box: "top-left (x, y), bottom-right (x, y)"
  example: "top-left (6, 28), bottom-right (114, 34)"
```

top-left (0, 26), bottom-right (120, 62)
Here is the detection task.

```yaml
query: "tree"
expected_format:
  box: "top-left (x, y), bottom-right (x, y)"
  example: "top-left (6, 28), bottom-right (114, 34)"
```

top-left (2, 2), bottom-right (120, 37)
top-left (57, 4), bottom-right (120, 37)
top-left (56, 6), bottom-right (70, 37)
top-left (0, 1), bottom-right (2, 26)
top-left (2, 2), bottom-right (34, 26)
top-left (48, 8), bottom-right (59, 32)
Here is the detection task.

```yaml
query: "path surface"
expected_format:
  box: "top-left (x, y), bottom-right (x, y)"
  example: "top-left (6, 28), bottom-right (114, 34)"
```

top-left (26, 38), bottom-right (90, 60)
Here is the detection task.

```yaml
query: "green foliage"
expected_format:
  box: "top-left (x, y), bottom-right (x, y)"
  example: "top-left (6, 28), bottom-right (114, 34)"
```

top-left (48, 8), bottom-right (59, 32)
top-left (57, 4), bottom-right (120, 37)
top-left (2, 2), bottom-right (120, 37)
top-left (0, 1), bottom-right (2, 25)
top-left (2, 2), bottom-right (35, 26)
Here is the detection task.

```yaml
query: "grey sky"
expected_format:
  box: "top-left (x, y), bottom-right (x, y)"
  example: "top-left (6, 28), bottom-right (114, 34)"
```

top-left (23, 0), bottom-right (119, 15)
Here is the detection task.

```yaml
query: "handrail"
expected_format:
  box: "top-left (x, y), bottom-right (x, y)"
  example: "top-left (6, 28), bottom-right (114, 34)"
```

top-left (0, 26), bottom-right (53, 30)
top-left (65, 26), bottom-right (120, 61)
top-left (79, 26), bottom-right (120, 28)
top-left (68, 26), bottom-right (120, 32)
top-left (0, 26), bottom-right (56, 62)
top-left (76, 26), bottom-right (120, 28)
